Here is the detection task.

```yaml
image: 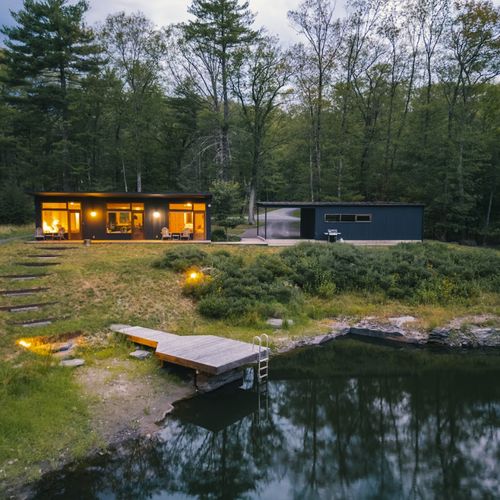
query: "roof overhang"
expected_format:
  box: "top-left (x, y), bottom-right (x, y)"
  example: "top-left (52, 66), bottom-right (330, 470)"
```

top-left (257, 201), bottom-right (424, 208)
top-left (30, 192), bottom-right (212, 200)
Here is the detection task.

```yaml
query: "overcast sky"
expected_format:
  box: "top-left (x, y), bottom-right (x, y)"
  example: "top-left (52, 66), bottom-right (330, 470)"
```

top-left (0, 0), bottom-right (349, 46)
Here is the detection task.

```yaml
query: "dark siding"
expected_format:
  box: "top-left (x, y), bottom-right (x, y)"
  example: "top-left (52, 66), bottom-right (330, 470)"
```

top-left (314, 205), bottom-right (424, 240)
top-left (300, 208), bottom-right (315, 238)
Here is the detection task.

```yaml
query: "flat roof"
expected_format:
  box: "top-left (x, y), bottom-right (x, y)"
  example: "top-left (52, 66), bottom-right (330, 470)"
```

top-left (257, 201), bottom-right (424, 208)
top-left (31, 192), bottom-right (211, 199)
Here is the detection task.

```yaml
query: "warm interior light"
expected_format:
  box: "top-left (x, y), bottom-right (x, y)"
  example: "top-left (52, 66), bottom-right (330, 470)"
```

top-left (17, 339), bottom-right (32, 348)
top-left (90, 211), bottom-right (97, 217)
top-left (153, 211), bottom-right (160, 219)
top-left (186, 203), bottom-right (192, 207)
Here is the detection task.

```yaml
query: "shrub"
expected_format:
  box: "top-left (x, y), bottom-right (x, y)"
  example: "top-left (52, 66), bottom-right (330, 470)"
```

top-left (211, 228), bottom-right (227, 241)
top-left (154, 246), bottom-right (208, 271)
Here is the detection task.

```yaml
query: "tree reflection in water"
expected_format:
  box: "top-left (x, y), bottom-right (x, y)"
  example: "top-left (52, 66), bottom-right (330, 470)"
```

top-left (33, 344), bottom-right (500, 499)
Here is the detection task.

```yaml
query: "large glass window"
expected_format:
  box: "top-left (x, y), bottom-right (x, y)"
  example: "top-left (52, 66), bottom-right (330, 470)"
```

top-left (42, 210), bottom-right (68, 234)
top-left (106, 202), bottom-right (144, 234)
top-left (168, 202), bottom-right (206, 238)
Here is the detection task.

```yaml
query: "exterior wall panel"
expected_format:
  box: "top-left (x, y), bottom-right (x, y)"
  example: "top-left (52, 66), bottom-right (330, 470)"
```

top-left (314, 205), bottom-right (424, 241)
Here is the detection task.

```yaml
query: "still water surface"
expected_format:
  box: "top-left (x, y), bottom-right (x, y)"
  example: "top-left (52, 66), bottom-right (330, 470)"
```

top-left (33, 341), bottom-right (500, 499)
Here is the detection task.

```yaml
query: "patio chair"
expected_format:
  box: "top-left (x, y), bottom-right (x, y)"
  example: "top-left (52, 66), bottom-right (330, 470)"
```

top-left (35, 227), bottom-right (45, 241)
top-left (161, 227), bottom-right (171, 240)
top-left (55, 227), bottom-right (66, 240)
top-left (180, 228), bottom-right (192, 240)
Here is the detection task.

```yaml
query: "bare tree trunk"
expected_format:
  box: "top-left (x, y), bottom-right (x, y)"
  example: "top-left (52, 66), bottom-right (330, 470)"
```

top-left (121, 156), bottom-right (128, 192)
top-left (221, 50), bottom-right (230, 180)
top-left (248, 184), bottom-right (256, 225)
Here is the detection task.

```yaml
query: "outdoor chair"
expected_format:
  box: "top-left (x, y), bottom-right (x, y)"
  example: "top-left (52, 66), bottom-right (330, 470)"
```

top-left (35, 227), bottom-right (45, 241)
top-left (161, 227), bottom-right (171, 240)
top-left (180, 228), bottom-right (192, 240)
top-left (55, 228), bottom-right (66, 240)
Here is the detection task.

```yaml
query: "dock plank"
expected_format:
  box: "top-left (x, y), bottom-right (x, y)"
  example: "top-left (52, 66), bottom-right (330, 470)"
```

top-left (110, 324), bottom-right (267, 375)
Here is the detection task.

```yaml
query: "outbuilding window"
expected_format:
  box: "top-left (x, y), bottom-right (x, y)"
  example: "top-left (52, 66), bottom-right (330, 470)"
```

top-left (324, 213), bottom-right (372, 223)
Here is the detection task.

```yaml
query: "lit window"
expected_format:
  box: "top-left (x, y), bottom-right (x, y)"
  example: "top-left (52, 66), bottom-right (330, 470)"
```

top-left (132, 203), bottom-right (144, 211)
top-left (42, 210), bottom-right (68, 234)
top-left (193, 203), bottom-right (205, 211)
top-left (107, 211), bottom-right (132, 233)
top-left (107, 203), bottom-right (130, 210)
top-left (170, 202), bottom-right (194, 210)
top-left (68, 201), bottom-right (82, 209)
top-left (42, 202), bottom-right (67, 209)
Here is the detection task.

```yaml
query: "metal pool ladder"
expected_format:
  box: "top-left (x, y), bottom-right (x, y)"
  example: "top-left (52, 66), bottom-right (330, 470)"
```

top-left (253, 334), bottom-right (269, 384)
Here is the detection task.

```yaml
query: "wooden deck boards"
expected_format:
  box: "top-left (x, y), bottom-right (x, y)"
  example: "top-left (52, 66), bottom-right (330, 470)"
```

top-left (110, 324), bottom-right (266, 375)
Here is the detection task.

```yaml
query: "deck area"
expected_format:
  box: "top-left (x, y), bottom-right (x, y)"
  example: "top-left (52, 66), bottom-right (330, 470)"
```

top-left (110, 324), bottom-right (265, 375)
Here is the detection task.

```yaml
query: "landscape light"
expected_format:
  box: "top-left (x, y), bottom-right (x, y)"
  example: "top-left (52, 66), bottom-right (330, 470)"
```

top-left (17, 339), bottom-right (32, 349)
top-left (153, 211), bottom-right (160, 219)
top-left (185, 269), bottom-right (205, 285)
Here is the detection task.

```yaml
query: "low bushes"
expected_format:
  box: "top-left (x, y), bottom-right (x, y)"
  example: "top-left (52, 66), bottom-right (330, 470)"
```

top-left (155, 243), bottom-right (500, 321)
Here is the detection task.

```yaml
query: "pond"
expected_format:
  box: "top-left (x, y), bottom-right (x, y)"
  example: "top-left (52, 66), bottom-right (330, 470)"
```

top-left (32, 340), bottom-right (500, 499)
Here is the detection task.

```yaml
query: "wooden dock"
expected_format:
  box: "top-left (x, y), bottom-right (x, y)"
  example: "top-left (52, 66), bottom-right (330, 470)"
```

top-left (110, 324), bottom-right (266, 375)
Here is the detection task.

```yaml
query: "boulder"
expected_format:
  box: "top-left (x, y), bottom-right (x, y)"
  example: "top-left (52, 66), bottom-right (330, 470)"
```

top-left (60, 358), bottom-right (85, 368)
top-left (130, 349), bottom-right (151, 360)
top-left (388, 316), bottom-right (417, 328)
top-left (266, 318), bottom-right (294, 328)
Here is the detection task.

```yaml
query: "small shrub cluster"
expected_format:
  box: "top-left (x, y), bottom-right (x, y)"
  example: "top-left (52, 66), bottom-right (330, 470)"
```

top-left (281, 242), bottom-right (500, 303)
top-left (198, 253), bottom-right (295, 319)
top-left (155, 242), bottom-right (500, 321)
top-left (154, 246), bottom-right (208, 272)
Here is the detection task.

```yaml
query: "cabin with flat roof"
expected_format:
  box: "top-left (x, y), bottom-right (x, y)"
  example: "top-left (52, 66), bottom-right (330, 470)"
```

top-left (256, 202), bottom-right (424, 243)
top-left (32, 192), bottom-right (212, 241)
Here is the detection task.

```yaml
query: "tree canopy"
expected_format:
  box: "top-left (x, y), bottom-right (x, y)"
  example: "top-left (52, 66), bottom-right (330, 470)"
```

top-left (0, 0), bottom-right (499, 243)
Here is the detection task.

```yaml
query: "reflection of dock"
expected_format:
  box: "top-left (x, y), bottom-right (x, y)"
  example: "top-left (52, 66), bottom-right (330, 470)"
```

top-left (173, 387), bottom-right (259, 432)
top-left (110, 324), bottom-right (268, 391)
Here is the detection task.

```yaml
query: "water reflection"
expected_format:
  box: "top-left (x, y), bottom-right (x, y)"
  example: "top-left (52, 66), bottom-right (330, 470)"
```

top-left (33, 345), bottom-right (500, 499)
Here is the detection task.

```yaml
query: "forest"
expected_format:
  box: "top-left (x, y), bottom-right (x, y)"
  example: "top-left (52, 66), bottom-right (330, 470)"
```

top-left (0, 0), bottom-right (499, 243)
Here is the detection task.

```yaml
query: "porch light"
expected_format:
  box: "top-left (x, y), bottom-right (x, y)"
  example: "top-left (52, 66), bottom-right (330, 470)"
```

top-left (153, 211), bottom-right (160, 219)
top-left (90, 211), bottom-right (97, 217)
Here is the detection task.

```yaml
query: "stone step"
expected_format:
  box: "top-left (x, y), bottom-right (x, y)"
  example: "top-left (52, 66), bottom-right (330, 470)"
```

top-left (0, 287), bottom-right (49, 296)
top-left (17, 262), bottom-right (61, 267)
top-left (10, 318), bottom-right (55, 328)
top-left (0, 274), bottom-right (50, 281)
top-left (0, 302), bottom-right (57, 312)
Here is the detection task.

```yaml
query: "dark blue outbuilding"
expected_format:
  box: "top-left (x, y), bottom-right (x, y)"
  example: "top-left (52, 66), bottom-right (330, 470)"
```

top-left (256, 202), bottom-right (424, 242)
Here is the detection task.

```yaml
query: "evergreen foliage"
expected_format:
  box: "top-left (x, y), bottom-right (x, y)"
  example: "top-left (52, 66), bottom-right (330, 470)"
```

top-left (0, 0), bottom-right (498, 241)
top-left (156, 242), bottom-right (500, 320)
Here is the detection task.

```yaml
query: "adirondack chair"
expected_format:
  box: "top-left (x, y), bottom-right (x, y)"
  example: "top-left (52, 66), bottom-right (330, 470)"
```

top-left (180, 228), bottom-right (192, 240)
top-left (161, 227), bottom-right (171, 240)
top-left (35, 227), bottom-right (45, 241)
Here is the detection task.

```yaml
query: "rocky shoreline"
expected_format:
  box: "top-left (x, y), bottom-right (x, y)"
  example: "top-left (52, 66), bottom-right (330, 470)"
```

top-left (277, 314), bottom-right (500, 352)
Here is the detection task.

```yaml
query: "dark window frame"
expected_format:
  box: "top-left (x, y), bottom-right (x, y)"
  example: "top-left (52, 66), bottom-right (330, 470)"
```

top-left (324, 213), bottom-right (372, 223)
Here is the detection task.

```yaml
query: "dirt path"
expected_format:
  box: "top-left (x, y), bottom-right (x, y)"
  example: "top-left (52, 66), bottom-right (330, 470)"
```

top-left (77, 358), bottom-right (194, 443)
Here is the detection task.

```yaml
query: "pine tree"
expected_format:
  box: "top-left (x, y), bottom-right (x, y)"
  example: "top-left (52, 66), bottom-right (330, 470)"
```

top-left (184, 0), bottom-right (258, 180)
top-left (1, 0), bottom-right (102, 189)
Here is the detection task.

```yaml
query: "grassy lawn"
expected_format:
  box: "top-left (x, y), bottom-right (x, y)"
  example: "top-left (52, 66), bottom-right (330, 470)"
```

top-left (0, 238), bottom-right (499, 491)
top-left (0, 224), bottom-right (34, 241)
